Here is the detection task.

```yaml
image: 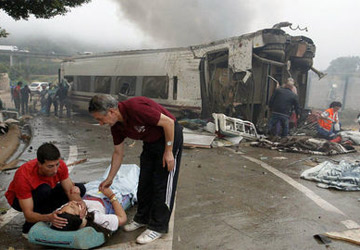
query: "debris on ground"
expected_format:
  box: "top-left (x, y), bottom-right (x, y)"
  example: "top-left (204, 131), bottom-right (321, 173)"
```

top-left (183, 128), bottom-right (216, 148)
top-left (0, 207), bottom-right (8, 215)
top-left (67, 158), bottom-right (87, 167)
top-left (323, 228), bottom-right (360, 245)
top-left (273, 157), bottom-right (288, 160)
top-left (212, 113), bottom-right (260, 140)
top-left (339, 131), bottom-right (360, 145)
top-left (178, 118), bottom-right (208, 131)
top-left (301, 160), bottom-right (360, 190)
top-left (251, 136), bottom-right (356, 155)
top-left (0, 124), bottom-right (20, 165)
top-left (0, 122), bottom-right (8, 135)
top-left (0, 159), bottom-right (19, 171)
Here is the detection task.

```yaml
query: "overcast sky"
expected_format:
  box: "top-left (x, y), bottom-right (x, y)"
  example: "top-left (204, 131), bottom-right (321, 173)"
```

top-left (1, 0), bottom-right (359, 70)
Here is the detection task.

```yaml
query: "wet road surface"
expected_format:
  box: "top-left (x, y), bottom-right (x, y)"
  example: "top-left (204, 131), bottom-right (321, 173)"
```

top-left (1, 114), bottom-right (360, 249)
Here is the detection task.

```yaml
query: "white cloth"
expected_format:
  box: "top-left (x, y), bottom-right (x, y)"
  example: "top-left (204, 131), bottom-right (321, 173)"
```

top-left (301, 160), bottom-right (360, 191)
top-left (339, 131), bottom-right (360, 145)
top-left (85, 164), bottom-right (140, 205)
top-left (84, 200), bottom-right (119, 232)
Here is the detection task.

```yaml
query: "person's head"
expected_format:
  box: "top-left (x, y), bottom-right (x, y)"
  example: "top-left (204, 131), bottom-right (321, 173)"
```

top-left (51, 212), bottom-right (82, 231)
top-left (88, 94), bottom-right (120, 126)
top-left (37, 143), bottom-right (61, 176)
top-left (51, 200), bottom-right (87, 231)
top-left (59, 201), bottom-right (83, 216)
top-left (51, 202), bottom-right (111, 239)
top-left (17, 81), bottom-right (23, 86)
top-left (284, 77), bottom-right (295, 89)
top-left (329, 101), bottom-right (342, 111)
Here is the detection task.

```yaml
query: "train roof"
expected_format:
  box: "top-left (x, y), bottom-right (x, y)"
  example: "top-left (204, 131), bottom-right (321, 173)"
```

top-left (62, 26), bottom-right (313, 62)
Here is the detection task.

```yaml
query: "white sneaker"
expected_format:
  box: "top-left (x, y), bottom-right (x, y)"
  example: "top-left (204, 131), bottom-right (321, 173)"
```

top-left (136, 229), bottom-right (163, 244)
top-left (123, 220), bottom-right (146, 232)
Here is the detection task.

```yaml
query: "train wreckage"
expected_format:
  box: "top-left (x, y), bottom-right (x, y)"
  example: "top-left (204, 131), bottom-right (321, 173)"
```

top-left (61, 22), bottom-right (323, 130)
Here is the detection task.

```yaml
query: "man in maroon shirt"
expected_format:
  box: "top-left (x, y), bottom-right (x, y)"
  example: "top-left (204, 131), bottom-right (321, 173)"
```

top-left (89, 95), bottom-right (183, 244)
top-left (5, 143), bottom-right (86, 238)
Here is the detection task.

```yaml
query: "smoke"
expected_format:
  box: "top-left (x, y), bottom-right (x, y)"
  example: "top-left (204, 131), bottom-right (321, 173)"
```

top-left (113, 0), bottom-right (257, 47)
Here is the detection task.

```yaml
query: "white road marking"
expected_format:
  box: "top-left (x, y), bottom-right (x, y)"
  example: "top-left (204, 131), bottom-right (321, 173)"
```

top-left (0, 145), bottom-right (78, 229)
top-left (341, 220), bottom-right (360, 229)
top-left (242, 155), bottom-right (346, 216)
top-left (66, 145), bottom-right (78, 173)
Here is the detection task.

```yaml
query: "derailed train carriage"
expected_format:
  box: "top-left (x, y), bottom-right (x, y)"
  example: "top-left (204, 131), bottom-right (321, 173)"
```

top-left (60, 23), bottom-right (320, 129)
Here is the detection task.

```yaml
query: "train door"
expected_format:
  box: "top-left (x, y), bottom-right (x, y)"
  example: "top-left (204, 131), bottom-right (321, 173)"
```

top-left (200, 49), bottom-right (236, 118)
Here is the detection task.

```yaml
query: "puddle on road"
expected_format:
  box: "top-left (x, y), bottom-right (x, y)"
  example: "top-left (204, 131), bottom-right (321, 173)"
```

top-left (0, 115), bottom-right (111, 207)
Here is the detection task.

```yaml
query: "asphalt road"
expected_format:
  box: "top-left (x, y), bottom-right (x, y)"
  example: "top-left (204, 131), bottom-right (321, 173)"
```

top-left (1, 114), bottom-right (360, 249)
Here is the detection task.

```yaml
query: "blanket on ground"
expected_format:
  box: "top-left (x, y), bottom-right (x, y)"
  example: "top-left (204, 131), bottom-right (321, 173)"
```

top-left (301, 160), bottom-right (360, 190)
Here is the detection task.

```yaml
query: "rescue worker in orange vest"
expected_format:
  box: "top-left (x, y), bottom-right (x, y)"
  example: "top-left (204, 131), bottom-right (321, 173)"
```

top-left (317, 101), bottom-right (342, 140)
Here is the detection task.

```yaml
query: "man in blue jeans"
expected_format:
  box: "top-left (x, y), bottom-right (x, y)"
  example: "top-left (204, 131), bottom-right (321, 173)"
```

top-left (268, 78), bottom-right (300, 137)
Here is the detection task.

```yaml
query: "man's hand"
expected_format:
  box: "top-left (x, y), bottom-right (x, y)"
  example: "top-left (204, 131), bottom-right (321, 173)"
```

top-left (99, 178), bottom-right (113, 192)
top-left (163, 150), bottom-right (175, 171)
top-left (50, 210), bottom-right (68, 229)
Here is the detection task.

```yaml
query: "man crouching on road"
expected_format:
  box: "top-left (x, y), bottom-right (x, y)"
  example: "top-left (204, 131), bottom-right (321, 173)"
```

top-left (89, 94), bottom-right (183, 245)
top-left (5, 142), bottom-right (86, 238)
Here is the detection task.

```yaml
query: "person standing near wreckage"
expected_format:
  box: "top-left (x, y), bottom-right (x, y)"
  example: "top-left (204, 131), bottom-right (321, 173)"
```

top-left (268, 78), bottom-right (300, 137)
top-left (88, 94), bottom-right (183, 245)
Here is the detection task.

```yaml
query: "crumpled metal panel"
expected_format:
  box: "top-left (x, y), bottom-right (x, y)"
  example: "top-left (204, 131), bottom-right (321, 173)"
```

top-left (228, 38), bottom-right (252, 72)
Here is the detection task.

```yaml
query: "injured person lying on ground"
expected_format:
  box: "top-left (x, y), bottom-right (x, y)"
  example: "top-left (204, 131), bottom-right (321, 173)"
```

top-left (52, 186), bottom-right (127, 238)
top-left (27, 164), bottom-right (140, 249)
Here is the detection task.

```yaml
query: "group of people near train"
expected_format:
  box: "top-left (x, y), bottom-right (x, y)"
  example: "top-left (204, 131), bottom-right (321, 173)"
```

top-left (268, 77), bottom-right (343, 141)
top-left (10, 79), bottom-right (72, 118)
top-left (5, 94), bottom-right (183, 245)
top-left (11, 81), bottom-right (31, 115)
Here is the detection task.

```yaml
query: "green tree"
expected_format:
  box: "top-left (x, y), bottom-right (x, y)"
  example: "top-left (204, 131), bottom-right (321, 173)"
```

top-left (0, 0), bottom-right (91, 37)
top-left (0, 27), bottom-right (9, 38)
top-left (0, 63), bottom-right (8, 73)
top-left (326, 56), bottom-right (360, 74)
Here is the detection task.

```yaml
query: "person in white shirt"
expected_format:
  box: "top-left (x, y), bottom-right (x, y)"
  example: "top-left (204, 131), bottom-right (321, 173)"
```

top-left (51, 186), bottom-right (127, 240)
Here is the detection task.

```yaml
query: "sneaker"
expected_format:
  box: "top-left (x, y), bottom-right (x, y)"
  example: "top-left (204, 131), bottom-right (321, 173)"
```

top-left (123, 220), bottom-right (146, 232)
top-left (136, 229), bottom-right (163, 244)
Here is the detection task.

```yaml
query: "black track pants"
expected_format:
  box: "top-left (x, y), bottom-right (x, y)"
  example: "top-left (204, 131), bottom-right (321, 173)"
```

top-left (134, 122), bottom-right (183, 233)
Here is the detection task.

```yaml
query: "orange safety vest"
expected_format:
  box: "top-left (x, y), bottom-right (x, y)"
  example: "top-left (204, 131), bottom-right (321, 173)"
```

top-left (318, 108), bottom-right (338, 131)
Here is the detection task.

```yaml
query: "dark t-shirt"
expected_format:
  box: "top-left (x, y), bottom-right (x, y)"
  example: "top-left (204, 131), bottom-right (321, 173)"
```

top-left (111, 97), bottom-right (175, 145)
top-left (5, 159), bottom-right (69, 205)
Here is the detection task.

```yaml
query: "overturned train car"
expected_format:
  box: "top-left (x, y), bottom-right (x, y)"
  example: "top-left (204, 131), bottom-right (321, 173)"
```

top-left (60, 26), bottom-right (316, 128)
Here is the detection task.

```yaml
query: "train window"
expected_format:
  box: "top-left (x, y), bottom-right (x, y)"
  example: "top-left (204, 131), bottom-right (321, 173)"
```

top-left (76, 76), bottom-right (91, 92)
top-left (94, 76), bottom-right (111, 94)
top-left (114, 76), bottom-right (136, 96)
top-left (142, 76), bottom-right (169, 99)
top-left (173, 76), bottom-right (178, 100)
